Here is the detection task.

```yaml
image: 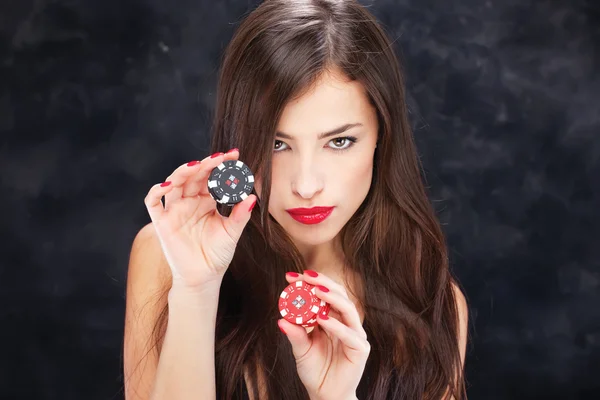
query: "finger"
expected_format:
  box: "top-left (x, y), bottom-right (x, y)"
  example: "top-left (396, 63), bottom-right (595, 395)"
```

top-left (278, 319), bottom-right (312, 361)
top-left (182, 148), bottom-right (239, 198)
top-left (300, 271), bottom-right (365, 338)
top-left (144, 181), bottom-right (175, 223)
top-left (284, 272), bottom-right (305, 284)
top-left (220, 194), bottom-right (258, 244)
top-left (163, 159), bottom-right (206, 206)
top-left (301, 270), bottom-right (349, 298)
top-left (314, 286), bottom-right (365, 338)
top-left (163, 152), bottom-right (224, 207)
top-left (317, 315), bottom-right (370, 363)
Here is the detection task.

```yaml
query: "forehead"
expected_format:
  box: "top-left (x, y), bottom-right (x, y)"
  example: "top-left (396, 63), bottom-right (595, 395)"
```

top-left (277, 69), bottom-right (376, 137)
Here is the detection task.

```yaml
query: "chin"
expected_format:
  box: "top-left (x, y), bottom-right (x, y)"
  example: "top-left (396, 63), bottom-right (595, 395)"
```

top-left (286, 223), bottom-right (341, 245)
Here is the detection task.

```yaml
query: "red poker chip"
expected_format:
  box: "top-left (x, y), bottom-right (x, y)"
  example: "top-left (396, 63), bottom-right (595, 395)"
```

top-left (279, 280), bottom-right (330, 327)
top-left (279, 281), bottom-right (321, 325)
top-left (302, 302), bottom-right (331, 328)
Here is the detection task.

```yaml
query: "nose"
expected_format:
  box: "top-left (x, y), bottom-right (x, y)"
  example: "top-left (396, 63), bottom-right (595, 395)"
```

top-left (291, 158), bottom-right (324, 199)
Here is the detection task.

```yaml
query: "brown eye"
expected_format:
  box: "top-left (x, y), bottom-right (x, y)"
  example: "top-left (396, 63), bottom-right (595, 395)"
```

top-left (331, 138), bottom-right (348, 148)
top-left (274, 140), bottom-right (286, 151)
top-left (327, 136), bottom-right (358, 151)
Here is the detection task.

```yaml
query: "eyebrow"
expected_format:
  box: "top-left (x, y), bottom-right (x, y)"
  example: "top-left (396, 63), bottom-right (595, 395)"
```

top-left (275, 123), bottom-right (363, 140)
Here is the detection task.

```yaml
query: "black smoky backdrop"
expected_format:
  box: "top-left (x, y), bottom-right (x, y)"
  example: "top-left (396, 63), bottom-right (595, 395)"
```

top-left (0, 0), bottom-right (598, 399)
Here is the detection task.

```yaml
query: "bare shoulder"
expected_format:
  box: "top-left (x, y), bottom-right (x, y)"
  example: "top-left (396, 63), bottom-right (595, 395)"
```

top-left (126, 223), bottom-right (172, 310)
top-left (450, 281), bottom-right (469, 367)
top-left (450, 282), bottom-right (468, 319)
top-left (131, 223), bottom-right (169, 264)
top-left (128, 223), bottom-right (173, 293)
top-left (123, 223), bottom-right (172, 399)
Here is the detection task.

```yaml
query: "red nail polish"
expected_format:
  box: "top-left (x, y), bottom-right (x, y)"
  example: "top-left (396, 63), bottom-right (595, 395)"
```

top-left (304, 270), bottom-right (318, 278)
top-left (210, 152), bottom-right (224, 158)
top-left (187, 160), bottom-right (201, 166)
top-left (248, 199), bottom-right (257, 212)
top-left (286, 272), bottom-right (299, 277)
top-left (160, 181), bottom-right (172, 187)
top-left (278, 323), bottom-right (287, 334)
top-left (226, 148), bottom-right (239, 154)
top-left (317, 285), bottom-right (329, 293)
top-left (319, 314), bottom-right (329, 320)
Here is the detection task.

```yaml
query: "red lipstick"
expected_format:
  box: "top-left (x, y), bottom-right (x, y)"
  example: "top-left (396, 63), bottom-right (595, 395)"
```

top-left (286, 206), bottom-right (334, 225)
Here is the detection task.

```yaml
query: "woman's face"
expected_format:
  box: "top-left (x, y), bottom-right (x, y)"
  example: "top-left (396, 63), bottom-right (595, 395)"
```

top-left (255, 68), bottom-right (379, 250)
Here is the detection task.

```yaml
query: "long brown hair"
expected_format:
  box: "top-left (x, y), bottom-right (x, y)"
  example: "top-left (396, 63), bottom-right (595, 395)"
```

top-left (151, 1), bottom-right (466, 398)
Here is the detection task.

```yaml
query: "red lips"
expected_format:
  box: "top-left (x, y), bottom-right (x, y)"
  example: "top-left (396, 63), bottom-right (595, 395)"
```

top-left (286, 206), bottom-right (334, 215)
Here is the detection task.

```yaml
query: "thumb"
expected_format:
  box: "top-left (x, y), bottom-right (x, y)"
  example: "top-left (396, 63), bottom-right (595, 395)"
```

top-left (278, 319), bottom-right (312, 359)
top-left (222, 194), bottom-right (257, 242)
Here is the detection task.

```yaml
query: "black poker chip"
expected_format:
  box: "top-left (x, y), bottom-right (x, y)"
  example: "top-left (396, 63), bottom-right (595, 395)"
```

top-left (207, 159), bottom-right (254, 205)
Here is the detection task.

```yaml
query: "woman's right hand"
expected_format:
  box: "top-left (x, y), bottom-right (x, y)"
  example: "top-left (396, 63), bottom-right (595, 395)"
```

top-left (143, 149), bottom-right (257, 290)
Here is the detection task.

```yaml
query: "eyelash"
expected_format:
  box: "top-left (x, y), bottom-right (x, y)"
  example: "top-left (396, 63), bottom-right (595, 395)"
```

top-left (273, 136), bottom-right (358, 154)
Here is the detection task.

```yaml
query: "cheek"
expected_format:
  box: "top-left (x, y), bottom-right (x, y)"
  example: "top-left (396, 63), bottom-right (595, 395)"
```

top-left (252, 176), bottom-right (281, 210)
top-left (336, 155), bottom-right (374, 197)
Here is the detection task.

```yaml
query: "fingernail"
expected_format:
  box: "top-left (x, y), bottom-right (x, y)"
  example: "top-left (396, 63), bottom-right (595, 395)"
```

top-left (319, 314), bottom-right (329, 320)
top-left (278, 322), bottom-right (287, 334)
top-left (210, 152), bottom-right (224, 158)
top-left (160, 181), bottom-right (172, 187)
top-left (248, 199), bottom-right (257, 212)
top-left (226, 148), bottom-right (239, 154)
top-left (304, 270), bottom-right (318, 278)
top-left (317, 285), bottom-right (329, 293)
top-left (286, 272), bottom-right (299, 277)
top-left (187, 160), bottom-right (201, 166)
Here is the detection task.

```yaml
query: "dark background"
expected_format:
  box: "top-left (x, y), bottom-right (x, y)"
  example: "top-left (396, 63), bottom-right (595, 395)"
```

top-left (1, 0), bottom-right (598, 399)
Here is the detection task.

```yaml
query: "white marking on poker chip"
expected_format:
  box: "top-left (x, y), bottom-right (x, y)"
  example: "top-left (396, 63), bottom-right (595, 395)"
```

top-left (240, 192), bottom-right (248, 200)
top-left (235, 160), bottom-right (244, 168)
top-left (208, 180), bottom-right (218, 188)
top-left (311, 305), bottom-right (319, 313)
top-left (295, 281), bottom-right (303, 287)
top-left (217, 163), bottom-right (226, 170)
top-left (247, 175), bottom-right (254, 183)
top-left (280, 309), bottom-right (288, 317)
top-left (280, 291), bottom-right (288, 299)
top-left (219, 195), bottom-right (230, 203)
top-left (295, 316), bottom-right (304, 324)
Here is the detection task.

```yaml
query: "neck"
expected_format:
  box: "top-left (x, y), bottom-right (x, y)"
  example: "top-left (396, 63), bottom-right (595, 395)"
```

top-left (296, 236), bottom-right (345, 272)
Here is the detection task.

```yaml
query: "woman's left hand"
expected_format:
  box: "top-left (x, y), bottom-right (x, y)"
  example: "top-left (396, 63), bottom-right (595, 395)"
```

top-left (279, 270), bottom-right (370, 400)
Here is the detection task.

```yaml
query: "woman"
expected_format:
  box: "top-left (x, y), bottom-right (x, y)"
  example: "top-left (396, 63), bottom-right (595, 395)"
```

top-left (123, 1), bottom-right (469, 399)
